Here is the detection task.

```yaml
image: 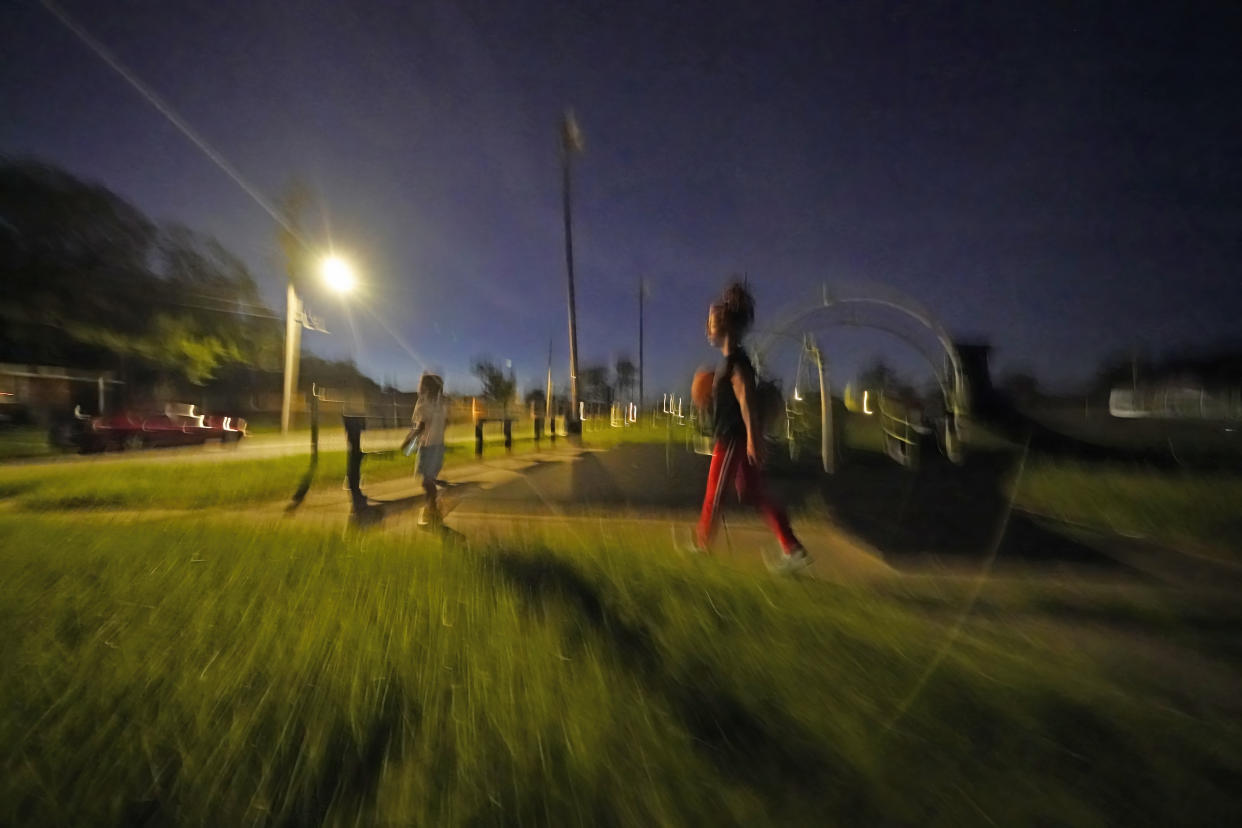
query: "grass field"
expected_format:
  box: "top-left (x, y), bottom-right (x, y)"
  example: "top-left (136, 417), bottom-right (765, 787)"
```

top-left (0, 422), bottom-right (670, 512)
top-left (0, 426), bottom-right (54, 461)
top-left (2, 513), bottom-right (1240, 826)
top-left (1012, 459), bottom-right (1242, 564)
top-left (829, 412), bottom-right (1242, 565)
top-left (3, 418), bottom-right (1241, 824)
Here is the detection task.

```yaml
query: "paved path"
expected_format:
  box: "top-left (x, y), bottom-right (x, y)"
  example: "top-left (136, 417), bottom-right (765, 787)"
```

top-left (277, 441), bottom-right (1242, 590)
top-left (281, 443), bottom-right (895, 584)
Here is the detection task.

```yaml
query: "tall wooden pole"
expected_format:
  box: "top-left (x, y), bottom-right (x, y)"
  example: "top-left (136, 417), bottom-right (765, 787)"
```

top-left (638, 278), bottom-right (644, 410)
top-left (561, 112), bottom-right (583, 434)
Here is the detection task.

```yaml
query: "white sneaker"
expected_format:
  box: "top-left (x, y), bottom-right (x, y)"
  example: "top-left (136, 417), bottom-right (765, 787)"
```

top-left (671, 526), bottom-right (709, 556)
top-left (417, 507), bottom-right (430, 526)
top-left (767, 545), bottom-right (811, 575)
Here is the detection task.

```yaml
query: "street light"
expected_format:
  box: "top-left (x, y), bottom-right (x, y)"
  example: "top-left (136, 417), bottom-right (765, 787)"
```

top-left (321, 255), bottom-right (356, 294)
top-left (281, 253), bottom-right (356, 434)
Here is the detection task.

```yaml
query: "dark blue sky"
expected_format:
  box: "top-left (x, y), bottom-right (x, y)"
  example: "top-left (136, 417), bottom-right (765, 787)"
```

top-left (4, 0), bottom-right (1240, 396)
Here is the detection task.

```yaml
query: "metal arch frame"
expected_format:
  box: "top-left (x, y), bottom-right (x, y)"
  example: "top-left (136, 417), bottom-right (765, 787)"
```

top-left (751, 283), bottom-right (967, 465)
top-left (753, 329), bottom-right (836, 473)
top-left (753, 284), bottom-right (967, 418)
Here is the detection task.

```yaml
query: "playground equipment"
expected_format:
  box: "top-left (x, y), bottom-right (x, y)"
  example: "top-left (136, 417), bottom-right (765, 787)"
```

top-left (753, 283), bottom-right (969, 471)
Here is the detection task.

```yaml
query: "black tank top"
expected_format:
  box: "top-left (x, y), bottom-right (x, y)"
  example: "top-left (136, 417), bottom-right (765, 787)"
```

top-left (713, 347), bottom-right (753, 441)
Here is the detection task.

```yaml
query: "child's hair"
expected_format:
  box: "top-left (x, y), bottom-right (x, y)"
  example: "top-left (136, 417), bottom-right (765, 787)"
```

top-left (714, 280), bottom-right (755, 338)
top-left (418, 372), bottom-right (444, 398)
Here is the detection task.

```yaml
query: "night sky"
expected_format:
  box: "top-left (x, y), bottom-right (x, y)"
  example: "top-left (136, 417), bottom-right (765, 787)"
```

top-left (4, 0), bottom-right (1240, 396)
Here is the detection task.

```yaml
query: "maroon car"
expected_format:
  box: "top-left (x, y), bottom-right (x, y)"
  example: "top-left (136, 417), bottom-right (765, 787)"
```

top-left (75, 403), bottom-right (247, 452)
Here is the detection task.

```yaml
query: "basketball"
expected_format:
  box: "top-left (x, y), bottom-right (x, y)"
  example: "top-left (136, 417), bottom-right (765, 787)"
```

top-left (691, 370), bottom-right (713, 409)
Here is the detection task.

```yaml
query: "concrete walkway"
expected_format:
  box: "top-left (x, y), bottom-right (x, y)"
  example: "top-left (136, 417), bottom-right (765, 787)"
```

top-left (268, 440), bottom-right (1242, 592)
top-left (280, 443), bottom-right (896, 584)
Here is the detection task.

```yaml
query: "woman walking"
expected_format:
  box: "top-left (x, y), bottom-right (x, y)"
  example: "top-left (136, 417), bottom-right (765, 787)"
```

top-left (695, 282), bottom-right (809, 573)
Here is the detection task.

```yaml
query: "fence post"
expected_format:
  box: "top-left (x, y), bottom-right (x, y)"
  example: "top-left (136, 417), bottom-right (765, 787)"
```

top-left (475, 418), bottom-right (485, 457)
top-left (503, 418), bottom-right (512, 452)
top-left (309, 388), bottom-right (319, 462)
top-left (343, 414), bottom-right (367, 515)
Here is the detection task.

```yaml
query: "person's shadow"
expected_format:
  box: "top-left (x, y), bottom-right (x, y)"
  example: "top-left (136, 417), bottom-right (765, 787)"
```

top-left (353, 481), bottom-right (477, 547)
top-left (772, 447), bottom-right (1141, 574)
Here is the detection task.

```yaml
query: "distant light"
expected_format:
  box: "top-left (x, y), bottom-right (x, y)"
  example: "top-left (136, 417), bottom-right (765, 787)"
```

top-left (321, 255), bottom-right (356, 293)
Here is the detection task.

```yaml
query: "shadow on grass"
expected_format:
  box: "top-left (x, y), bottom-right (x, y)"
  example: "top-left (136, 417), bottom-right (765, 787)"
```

top-left (491, 551), bottom-right (875, 820)
top-left (112, 672), bottom-right (409, 828)
top-left (26, 492), bottom-right (132, 510)
top-left (800, 449), bottom-right (1143, 574)
top-left (350, 481), bottom-right (480, 548)
top-left (0, 479), bottom-right (41, 500)
top-left (271, 671), bottom-right (410, 828)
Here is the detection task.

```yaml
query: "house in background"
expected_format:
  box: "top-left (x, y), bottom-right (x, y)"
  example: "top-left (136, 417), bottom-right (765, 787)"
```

top-left (0, 364), bottom-right (122, 426)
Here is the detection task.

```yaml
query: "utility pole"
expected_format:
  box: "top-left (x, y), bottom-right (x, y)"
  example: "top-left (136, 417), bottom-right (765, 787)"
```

top-left (545, 340), bottom-right (554, 423)
top-left (561, 110), bottom-right (584, 435)
top-left (281, 282), bottom-right (302, 434)
top-left (638, 278), bottom-right (645, 411)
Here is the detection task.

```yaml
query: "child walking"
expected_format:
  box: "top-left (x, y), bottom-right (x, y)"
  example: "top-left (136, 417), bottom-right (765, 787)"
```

top-left (696, 282), bottom-right (809, 573)
top-left (410, 372), bottom-right (448, 526)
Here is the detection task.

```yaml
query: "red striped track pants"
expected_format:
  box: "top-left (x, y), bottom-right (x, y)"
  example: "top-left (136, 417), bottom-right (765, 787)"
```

top-left (696, 438), bottom-right (800, 553)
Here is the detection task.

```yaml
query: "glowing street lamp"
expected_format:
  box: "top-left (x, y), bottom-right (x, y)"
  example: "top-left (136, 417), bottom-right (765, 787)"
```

top-left (281, 252), bottom-right (357, 434)
top-left (321, 255), bottom-right (356, 294)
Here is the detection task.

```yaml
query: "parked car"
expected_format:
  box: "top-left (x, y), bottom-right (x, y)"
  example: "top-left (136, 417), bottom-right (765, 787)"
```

top-left (70, 403), bottom-right (247, 452)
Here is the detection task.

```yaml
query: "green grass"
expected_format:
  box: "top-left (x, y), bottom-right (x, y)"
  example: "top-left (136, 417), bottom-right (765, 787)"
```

top-left (0, 426), bottom-right (55, 461)
top-left (824, 411), bottom-right (1242, 564)
top-left (0, 421), bottom-right (674, 512)
top-left (1014, 458), bottom-right (1242, 563)
top-left (0, 451), bottom-right (347, 511)
top-left (2, 514), bottom-right (1239, 826)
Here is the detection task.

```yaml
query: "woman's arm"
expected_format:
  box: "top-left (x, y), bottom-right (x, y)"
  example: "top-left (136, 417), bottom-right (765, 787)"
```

top-left (731, 363), bottom-right (764, 466)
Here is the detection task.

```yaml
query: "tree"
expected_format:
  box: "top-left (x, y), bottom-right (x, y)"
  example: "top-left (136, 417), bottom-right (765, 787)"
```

top-left (1, 159), bottom-right (159, 365)
top-left (614, 356), bottom-right (636, 400)
top-left (0, 159), bottom-right (280, 383)
top-left (471, 357), bottom-right (517, 414)
top-left (858, 358), bottom-right (900, 393)
top-left (579, 364), bottom-right (612, 405)
top-left (276, 181), bottom-right (316, 293)
top-left (524, 388), bottom-right (547, 413)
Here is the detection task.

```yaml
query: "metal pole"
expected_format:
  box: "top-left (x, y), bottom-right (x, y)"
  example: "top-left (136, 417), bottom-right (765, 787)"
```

top-left (809, 336), bottom-right (834, 474)
top-left (309, 386), bottom-right (319, 462)
top-left (281, 282), bottom-right (301, 435)
top-left (638, 278), bottom-right (644, 412)
top-left (563, 151), bottom-right (581, 431)
top-left (561, 114), bottom-right (582, 437)
top-left (545, 341), bottom-right (554, 423)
